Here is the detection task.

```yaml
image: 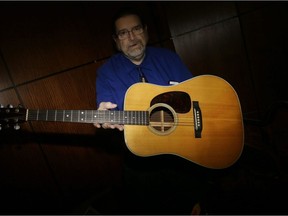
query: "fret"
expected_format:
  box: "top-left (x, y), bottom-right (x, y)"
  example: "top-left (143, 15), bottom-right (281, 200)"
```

top-left (77, 110), bottom-right (80, 122)
top-left (141, 111), bottom-right (144, 124)
top-left (126, 111), bottom-right (129, 124)
top-left (130, 111), bottom-right (134, 125)
top-left (113, 110), bottom-right (119, 124)
top-left (58, 110), bottom-right (63, 121)
top-left (38, 110), bottom-right (47, 121)
top-left (128, 111), bottom-right (130, 124)
top-left (126, 111), bottom-right (130, 124)
top-left (115, 110), bottom-right (120, 124)
top-left (86, 110), bottom-right (92, 123)
top-left (124, 111), bottom-right (128, 124)
top-left (94, 110), bottom-right (103, 124)
top-left (93, 110), bottom-right (97, 122)
top-left (124, 111), bottom-right (127, 124)
top-left (114, 111), bottom-right (117, 123)
top-left (108, 110), bottom-right (111, 123)
top-left (55, 110), bottom-right (60, 121)
top-left (129, 111), bottom-right (133, 124)
top-left (92, 110), bottom-right (96, 122)
top-left (80, 110), bottom-right (85, 122)
top-left (133, 111), bottom-right (136, 125)
top-left (138, 111), bottom-right (141, 124)
top-left (109, 110), bottom-right (112, 123)
top-left (64, 110), bottom-right (72, 122)
top-left (138, 111), bottom-right (141, 125)
top-left (96, 110), bottom-right (102, 123)
top-left (75, 110), bottom-right (79, 122)
top-left (80, 111), bottom-right (83, 122)
top-left (107, 111), bottom-right (113, 123)
top-left (79, 110), bottom-right (86, 122)
top-left (121, 111), bottom-right (124, 124)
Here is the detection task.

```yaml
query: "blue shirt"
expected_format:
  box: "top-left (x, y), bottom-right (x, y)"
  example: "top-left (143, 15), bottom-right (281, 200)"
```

top-left (96, 46), bottom-right (193, 110)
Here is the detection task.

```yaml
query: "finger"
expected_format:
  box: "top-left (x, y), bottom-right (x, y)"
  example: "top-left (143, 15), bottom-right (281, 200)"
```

top-left (102, 123), bottom-right (108, 129)
top-left (117, 125), bottom-right (124, 131)
top-left (102, 123), bottom-right (113, 129)
top-left (93, 123), bottom-right (101, 128)
top-left (99, 102), bottom-right (117, 110)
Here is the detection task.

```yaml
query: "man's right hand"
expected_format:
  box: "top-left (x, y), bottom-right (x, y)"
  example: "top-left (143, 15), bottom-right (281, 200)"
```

top-left (93, 102), bottom-right (124, 131)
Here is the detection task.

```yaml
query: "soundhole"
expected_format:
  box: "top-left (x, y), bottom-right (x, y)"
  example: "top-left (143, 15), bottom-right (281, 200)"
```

top-left (148, 103), bottom-right (177, 135)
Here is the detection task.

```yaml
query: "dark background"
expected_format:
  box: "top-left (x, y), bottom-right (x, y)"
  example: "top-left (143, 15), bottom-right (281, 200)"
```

top-left (0, 1), bottom-right (288, 214)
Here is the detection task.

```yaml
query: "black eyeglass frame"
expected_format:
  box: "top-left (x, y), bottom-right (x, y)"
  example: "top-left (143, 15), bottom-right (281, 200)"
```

top-left (114, 24), bottom-right (144, 40)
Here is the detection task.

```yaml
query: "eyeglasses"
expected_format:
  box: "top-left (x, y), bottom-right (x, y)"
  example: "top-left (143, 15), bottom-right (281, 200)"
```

top-left (115, 25), bottom-right (144, 40)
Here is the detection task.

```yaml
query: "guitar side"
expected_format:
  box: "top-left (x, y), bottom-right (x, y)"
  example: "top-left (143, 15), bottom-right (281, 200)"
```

top-left (123, 75), bottom-right (244, 169)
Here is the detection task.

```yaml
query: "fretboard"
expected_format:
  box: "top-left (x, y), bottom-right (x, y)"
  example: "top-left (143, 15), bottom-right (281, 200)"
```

top-left (27, 109), bottom-right (149, 125)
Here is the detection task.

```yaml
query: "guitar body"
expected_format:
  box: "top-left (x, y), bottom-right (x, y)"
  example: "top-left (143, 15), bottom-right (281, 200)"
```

top-left (123, 75), bottom-right (244, 169)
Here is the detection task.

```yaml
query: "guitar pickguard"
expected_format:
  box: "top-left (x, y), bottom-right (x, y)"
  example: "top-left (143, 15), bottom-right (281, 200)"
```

top-left (147, 91), bottom-right (192, 136)
top-left (150, 91), bottom-right (191, 113)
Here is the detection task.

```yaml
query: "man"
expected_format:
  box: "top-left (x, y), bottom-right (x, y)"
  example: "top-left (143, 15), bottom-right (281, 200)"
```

top-left (94, 7), bottom-right (193, 129)
top-left (93, 7), bottom-right (206, 214)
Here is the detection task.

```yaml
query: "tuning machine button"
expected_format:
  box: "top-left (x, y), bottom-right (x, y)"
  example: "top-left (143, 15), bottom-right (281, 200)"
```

top-left (14, 124), bottom-right (20, 130)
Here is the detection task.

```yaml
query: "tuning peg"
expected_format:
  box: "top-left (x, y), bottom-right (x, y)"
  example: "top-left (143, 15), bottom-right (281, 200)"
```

top-left (7, 104), bottom-right (13, 108)
top-left (0, 104), bottom-right (4, 108)
top-left (14, 124), bottom-right (20, 130)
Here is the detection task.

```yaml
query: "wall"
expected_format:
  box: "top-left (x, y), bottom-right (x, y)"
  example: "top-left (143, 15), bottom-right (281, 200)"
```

top-left (0, 1), bottom-right (287, 213)
top-left (166, 1), bottom-right (288, 115)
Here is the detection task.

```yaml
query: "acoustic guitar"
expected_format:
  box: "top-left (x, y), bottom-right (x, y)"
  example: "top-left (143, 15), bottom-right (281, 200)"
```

top-left (0, 75), bottom-right (244, 169)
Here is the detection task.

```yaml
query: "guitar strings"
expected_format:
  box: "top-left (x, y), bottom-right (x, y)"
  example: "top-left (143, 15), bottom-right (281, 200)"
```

top-left (26, 110), bottom-right (196, 126)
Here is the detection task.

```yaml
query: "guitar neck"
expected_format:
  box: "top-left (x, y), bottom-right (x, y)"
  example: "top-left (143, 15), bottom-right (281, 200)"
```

top-left (27, 109), bottom-right (149, 125)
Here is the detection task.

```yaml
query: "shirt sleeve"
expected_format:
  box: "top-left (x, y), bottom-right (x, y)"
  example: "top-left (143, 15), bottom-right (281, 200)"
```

top-left (96, 65), bottom-right (115, 109)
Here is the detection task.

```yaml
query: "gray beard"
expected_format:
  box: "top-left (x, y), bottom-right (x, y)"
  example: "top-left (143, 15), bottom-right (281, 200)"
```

top-left (124, 49), bottom-right (146, 65)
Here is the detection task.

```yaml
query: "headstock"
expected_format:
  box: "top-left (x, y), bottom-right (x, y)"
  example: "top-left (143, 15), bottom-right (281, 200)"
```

top-left (0, 104), bottom-right (27, 130)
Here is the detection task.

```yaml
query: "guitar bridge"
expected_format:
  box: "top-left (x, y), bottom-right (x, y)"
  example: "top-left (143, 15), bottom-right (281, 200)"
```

top-left (193, 101), bottom-right (202, 138)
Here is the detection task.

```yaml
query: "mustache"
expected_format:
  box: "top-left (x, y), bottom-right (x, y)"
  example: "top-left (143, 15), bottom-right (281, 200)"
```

top-left (128, 40), bottom-right (143, 47)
